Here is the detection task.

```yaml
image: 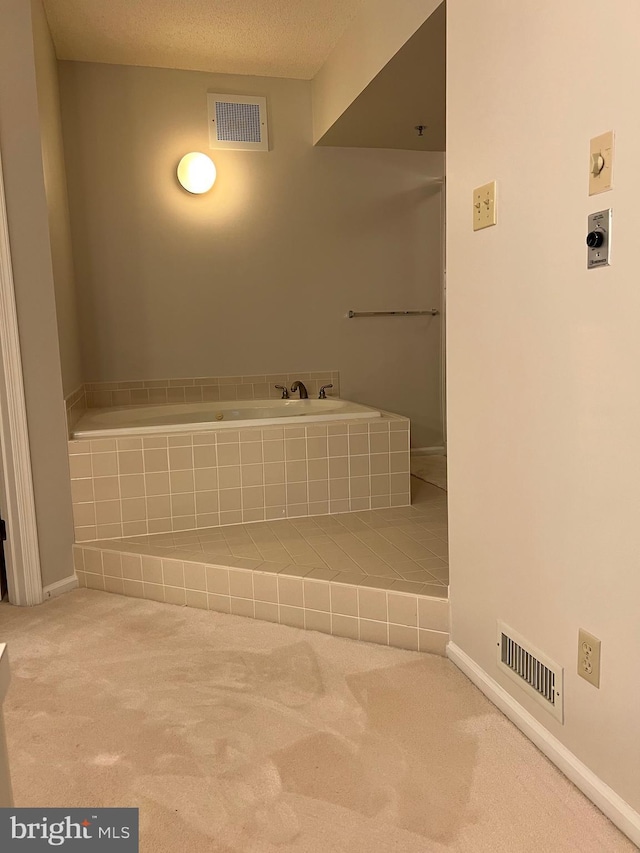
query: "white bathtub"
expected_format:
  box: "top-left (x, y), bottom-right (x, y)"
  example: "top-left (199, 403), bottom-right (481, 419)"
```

top-left (72, 398), bottom-right (382, 438)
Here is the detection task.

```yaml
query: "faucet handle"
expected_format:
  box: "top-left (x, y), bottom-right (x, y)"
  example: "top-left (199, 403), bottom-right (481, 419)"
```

top-left (318, 384), bottom-right (333, 399)
top-left (275, 385), bottom-right (289, 399)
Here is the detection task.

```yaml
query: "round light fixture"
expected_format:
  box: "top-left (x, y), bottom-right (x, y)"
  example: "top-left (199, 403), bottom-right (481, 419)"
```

top-left (176, 152), bottom-right (216, 194)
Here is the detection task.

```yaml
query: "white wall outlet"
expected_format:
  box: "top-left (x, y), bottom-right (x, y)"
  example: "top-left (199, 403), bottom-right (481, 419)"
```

top-left (473, 181), bottom-right (497, 231)
top-left (589, 131), bottom-right (614, 195)
top-left (578, 629), bottom-right (601, 688)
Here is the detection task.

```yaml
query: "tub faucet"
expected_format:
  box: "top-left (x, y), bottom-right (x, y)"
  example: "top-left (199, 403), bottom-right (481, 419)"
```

top-left (290, 381), bottom-right (308, 399)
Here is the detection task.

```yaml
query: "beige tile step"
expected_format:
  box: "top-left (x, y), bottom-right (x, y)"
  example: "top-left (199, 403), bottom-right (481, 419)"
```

top-left (74, 541), bottom-right (449, 656)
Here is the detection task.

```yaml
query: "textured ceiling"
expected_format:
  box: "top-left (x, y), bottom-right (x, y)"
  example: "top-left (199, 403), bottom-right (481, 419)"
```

top-left (42, 0), bottom-right (364, 79)
top-left (318, 3), bottom-right (446, 151)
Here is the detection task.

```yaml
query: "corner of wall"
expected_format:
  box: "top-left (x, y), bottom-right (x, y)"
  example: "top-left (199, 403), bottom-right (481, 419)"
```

top-left (0, 0), bottom-right (75, 589)
top-left (30, 0), bottom-right (84, 398)
top-left (312, 0), bottom-right (442, 144)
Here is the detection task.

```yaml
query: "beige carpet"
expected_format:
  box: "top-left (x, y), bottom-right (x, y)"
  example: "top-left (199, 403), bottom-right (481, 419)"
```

top-left (0, 591), bottom-right (633, 852)
top-left (411, 454), bottom-right (447, 491)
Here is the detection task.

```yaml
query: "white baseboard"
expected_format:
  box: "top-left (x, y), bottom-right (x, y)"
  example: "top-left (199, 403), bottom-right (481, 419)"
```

top-left (42, 575), bottom-right (78, 601)
top-left (410, 446), bottom-right (446, 456)
top-left (447, 642), bottom-right (640, 848)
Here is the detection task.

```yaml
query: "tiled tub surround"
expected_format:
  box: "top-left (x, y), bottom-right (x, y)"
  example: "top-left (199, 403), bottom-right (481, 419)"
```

top-left (69, 417), bottom-right (411, 542)
top-left (74, 481), bottom-right (450, 654)
top-left (65, 385), bottom-right (87, 431)
top-left (65, 371), bottom-right (340, 417)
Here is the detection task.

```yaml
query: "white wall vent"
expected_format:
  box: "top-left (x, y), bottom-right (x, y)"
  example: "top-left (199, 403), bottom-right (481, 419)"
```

top-left (497, 621), bottom-right (564, 723)
top-left (207, 94), bottom-right (268, 151)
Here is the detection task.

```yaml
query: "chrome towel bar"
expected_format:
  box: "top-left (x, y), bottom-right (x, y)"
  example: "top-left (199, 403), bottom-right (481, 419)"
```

top-left (347, 309), bottom-right (439, 319)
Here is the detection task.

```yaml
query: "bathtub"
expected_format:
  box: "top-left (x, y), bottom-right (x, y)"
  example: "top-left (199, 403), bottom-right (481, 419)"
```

top-left (72, 398), bottom-right (382, 438)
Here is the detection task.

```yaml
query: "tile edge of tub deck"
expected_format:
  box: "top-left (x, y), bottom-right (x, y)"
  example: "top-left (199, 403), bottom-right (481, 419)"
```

top-left (69, 398), bottom-right (407, 440)
top-left (73, 541), bottom-right (449, 655)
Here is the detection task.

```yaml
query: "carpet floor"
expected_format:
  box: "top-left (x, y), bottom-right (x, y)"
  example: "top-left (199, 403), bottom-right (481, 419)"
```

top-left (0, 590), bottom-right (633, 852)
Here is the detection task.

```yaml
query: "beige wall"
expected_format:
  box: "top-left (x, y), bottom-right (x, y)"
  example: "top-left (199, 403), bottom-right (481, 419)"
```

top-left (318, 5), bottom-right (446, 153)
top-left (448, 0), bottom-right (640, 815)
top-left (59, 62), bottom-right (445, 447)
top-left (31, 0), bottom-right (83, 398)
top-left (312, 0), bottom-right (443, 143)
top-left (0, 0), bottom-right (75, 588)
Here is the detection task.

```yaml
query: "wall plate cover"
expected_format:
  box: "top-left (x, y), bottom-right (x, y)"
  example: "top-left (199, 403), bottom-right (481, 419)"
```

top-left (589, 131), bottom-right (614, 195)
top-left (587, 208), bottom-right (612, 269)
top-left (473, 181), bottom-right (497, 231)
top-left (578, 628), bottom-right (601, 688)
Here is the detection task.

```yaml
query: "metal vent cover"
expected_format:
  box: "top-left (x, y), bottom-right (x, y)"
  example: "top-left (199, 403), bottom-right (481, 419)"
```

top-left (497, 621), bottom-right (564, 723)
top-left (207, 94), bottom-right (268, 151)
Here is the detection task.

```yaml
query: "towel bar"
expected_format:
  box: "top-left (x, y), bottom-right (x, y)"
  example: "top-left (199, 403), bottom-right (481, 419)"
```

top-left (347, 309), bottom-right (439, 318)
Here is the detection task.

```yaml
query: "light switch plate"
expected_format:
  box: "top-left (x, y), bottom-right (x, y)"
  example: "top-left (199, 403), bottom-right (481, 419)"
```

top-left (589, 131), bottom-right (614, 195)
top-left (578, 629), bottom-right (601, 688)
top-left (473, 181), bottom-right (497, 231)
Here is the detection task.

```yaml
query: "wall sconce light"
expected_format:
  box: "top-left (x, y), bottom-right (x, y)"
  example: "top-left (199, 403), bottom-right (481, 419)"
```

top-left (177, 152), bottom-right (216, 194)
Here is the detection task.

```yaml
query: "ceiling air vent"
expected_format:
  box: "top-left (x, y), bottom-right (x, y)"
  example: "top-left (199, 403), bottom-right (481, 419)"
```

top-left (207, 94), bottom-right (268, 151)
top-left (497, 621), bottom-right (564, 723)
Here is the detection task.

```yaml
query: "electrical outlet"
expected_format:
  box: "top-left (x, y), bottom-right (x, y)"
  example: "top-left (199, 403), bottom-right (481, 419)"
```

top-left (578, 629), bottom-right (601, 688)
top-left (473, 181), bottom-right (497, 231)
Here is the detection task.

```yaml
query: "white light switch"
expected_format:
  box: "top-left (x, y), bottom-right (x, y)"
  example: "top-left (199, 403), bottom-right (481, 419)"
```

top-left (589, 131), bottom-right (614, 195)
top-left (473, 181), bottom-right (497, 231)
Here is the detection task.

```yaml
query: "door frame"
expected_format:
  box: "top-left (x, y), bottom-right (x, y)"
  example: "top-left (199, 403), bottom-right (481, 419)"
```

top-left (0, 145), bottom-right (43, 607)
top-left (440, 176), bottom-right (447, 450)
